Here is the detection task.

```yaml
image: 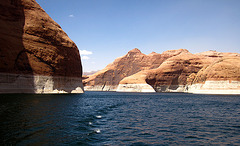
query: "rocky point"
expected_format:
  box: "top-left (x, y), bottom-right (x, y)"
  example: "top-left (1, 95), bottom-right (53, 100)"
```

top-left (0, 0), bottom-right (84, 93)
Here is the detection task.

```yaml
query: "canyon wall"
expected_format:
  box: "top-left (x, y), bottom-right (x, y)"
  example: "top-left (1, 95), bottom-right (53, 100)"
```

top-left (84, 48), bottom-right (240, 94)
top-left (186, 57), bottom-right (240, 94)
top-left (83, 48), bottom-right (184, 91)
top-left (0, 0), bottom-right (83, 93)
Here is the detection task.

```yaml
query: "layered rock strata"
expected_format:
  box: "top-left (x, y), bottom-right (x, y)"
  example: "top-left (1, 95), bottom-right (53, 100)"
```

top-left (83, 48), bottom-right (182, 91)
top-left (145, 51), bottom-right (211, 92)
top-left (186, 57), bottom-right (240, 94)
top-left (0, 0), bottom-right (83, 93)
top-left (84, 49), bottom-right (240, 94)
top-left (116, 70), bottom-right (155, 92)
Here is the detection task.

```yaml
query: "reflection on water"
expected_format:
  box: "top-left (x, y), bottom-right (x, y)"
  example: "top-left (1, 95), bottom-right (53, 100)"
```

top-left (0, 92), bottom-right (240, 145)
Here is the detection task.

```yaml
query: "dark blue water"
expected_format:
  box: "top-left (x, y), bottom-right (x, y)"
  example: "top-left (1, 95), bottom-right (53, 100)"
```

top-left (0, 92), bottom-right (240, 145)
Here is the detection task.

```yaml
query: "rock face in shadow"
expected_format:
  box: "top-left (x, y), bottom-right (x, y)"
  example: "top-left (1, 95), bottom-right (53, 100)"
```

top-left (84, 48), bottom-right (240, 94)
top-left (0, 0), bottom-right (83, 93)
top-left (0, 0), bottom-right (27, 74)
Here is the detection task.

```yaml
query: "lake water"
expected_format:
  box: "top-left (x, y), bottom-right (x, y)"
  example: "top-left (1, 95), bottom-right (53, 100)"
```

top-left (0, 92), bottom-right (240, 145)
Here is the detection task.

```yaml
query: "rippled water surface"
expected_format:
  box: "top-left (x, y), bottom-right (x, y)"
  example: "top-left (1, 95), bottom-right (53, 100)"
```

top-left (0, 92), bottom-right (240, 145)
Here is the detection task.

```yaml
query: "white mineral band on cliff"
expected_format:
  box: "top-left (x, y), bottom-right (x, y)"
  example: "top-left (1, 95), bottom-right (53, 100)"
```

top-left (187, 80), bottom-right (240, 94)
top-left (84, 85), bottom-right (118, 91)
top-left (0, 73), bottom-right (84, 94)
top-left (116, 84), bottom-right (155, 92)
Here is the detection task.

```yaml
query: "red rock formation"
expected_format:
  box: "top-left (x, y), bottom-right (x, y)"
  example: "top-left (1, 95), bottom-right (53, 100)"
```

top-left (0, 0), bottom-right (82, 77)
top-left (83, 48), bottom-right (176, 90)
top-left (186, 57), bottom-right (240, 94)
top-left (0, 0), bottom-right (83, 93)
top-left (145, 51), bottom-right (211, 91)
top-left (117, 49), bottom-right (211, 92)
top-left (145, 50), bottom-right (240, 92)
top-left (84, 47), bottom-right (240, 94)
top-left (191, 57), bottom-right (240, 84)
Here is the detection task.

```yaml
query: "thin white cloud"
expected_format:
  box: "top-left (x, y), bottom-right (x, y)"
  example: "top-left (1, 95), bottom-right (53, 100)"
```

top-left (69, 14), bottom-right (74, 18)
top-left (80, 50), bottom-right (93, 55)
top-left (82, 56), bottom-right (90, 60)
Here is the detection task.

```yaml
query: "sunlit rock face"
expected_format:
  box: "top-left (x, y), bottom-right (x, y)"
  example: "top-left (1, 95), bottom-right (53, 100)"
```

top-left (84, 47), bottom-right (240, 94)
top-left (145, 51), bottom-right (240, 94)
top-left (145, 51), bottom-right (210, 92)
top-left (83, 48), bottom-right (176, 91)
top-left (186, 57), bottom-right (240, 94)
top-left (116, 70), bottom-right (155, 92)
top-left (0, 0), bottom-right (83, 93)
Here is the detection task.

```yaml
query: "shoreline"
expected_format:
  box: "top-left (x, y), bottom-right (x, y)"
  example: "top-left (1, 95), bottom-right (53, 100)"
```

top-left (84, 80), bottom-right (240, 95)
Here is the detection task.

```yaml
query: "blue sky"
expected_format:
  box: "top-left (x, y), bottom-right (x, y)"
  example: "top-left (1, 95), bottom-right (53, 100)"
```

top-left (36, 0), bottom-right (240, 72)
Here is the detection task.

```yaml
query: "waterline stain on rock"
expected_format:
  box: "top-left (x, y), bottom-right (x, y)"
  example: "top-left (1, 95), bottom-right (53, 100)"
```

top-left (0, 0), bottom-right (84, 93)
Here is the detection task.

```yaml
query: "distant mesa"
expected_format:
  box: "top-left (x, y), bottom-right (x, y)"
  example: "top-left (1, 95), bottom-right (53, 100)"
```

top-left (0, 0), bottom-right (84, 93)
top-left (83, 48), bottom-right (240, 94)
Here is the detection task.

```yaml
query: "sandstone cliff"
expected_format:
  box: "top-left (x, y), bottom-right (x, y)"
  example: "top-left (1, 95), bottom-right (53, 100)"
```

top-left (145, 51), bottom-right (211, 92)
top-left (0, 0), bottom-right (83, 93)
top-left (83, 48), bottom-right (179, 91)
top-left (84, 48), bottom-right (240, 94)
top-left (186, 57), bottom-right (240, 94)
top-left (116, 70), bottom-right (155, 92)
